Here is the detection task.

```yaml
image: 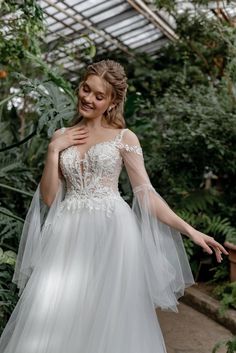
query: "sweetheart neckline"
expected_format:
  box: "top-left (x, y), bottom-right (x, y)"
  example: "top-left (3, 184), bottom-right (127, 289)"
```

top-left (74, 139), bottom-right (119, 161)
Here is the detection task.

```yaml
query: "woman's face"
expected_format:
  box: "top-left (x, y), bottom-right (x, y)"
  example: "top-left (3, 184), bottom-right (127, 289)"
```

top-left (77, 75), bottom-right (113, 120)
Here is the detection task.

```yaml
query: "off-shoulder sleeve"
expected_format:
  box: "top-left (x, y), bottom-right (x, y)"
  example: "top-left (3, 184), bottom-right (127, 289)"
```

top-left (119, 129), bottom-right (195, 312)
top-left (12, 180), bottom-right (65, 296)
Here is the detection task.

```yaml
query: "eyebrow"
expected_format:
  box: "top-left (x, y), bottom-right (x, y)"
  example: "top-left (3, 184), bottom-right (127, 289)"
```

top-left (83, 82), bottom-right (106, 96)
top-left (84, 82), bottom-right (106, 96)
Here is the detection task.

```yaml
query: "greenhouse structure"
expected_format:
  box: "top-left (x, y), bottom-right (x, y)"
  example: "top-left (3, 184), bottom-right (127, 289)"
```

top-left (0, 1), bottom-right (236, 352)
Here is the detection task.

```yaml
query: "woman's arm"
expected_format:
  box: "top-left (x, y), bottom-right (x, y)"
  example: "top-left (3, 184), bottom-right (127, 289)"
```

top-left (40, 126), bottom-right (89, 206)
top-left (146, 191), bottom-right (227, 262)
top-left (121, 129), bottom-right (228, 263)
top-left (40, 145), bottom-right (61, 207)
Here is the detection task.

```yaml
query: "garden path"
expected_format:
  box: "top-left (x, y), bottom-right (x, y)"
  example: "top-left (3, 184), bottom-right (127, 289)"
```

top-left (157, 302), bottom-right (233, 353)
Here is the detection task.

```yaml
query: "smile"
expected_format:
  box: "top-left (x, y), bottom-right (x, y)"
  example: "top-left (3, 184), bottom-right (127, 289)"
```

top-left (80, 101), bottom-right (94, 111)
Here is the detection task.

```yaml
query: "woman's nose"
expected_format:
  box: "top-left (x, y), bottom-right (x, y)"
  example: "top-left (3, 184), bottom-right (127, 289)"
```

top-left (83, 93), bottom-right (93, 103)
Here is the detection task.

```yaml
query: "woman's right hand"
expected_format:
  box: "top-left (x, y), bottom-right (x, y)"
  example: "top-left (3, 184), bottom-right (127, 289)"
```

top-left (49, 126), bottom-right (89, 153)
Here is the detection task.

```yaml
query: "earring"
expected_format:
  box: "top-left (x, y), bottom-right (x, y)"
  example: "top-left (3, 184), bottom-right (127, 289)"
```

top-left (108, 106), bottom-right (112, 112)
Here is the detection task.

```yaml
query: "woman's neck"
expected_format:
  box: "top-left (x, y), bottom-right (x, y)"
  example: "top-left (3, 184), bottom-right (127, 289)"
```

top-left (79, 116), bottom-right (111, 130)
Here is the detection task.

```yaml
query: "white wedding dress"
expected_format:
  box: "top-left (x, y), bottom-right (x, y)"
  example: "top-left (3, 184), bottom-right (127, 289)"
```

top-left (0, 128), bottom-right (194, 353)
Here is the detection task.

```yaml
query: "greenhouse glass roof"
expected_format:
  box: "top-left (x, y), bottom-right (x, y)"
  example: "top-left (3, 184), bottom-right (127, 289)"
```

top-left (39, 0), bottom-right (236, 80)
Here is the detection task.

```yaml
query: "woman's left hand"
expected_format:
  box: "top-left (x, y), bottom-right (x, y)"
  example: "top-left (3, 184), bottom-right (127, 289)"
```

top-left (189, 230), bottom-right (229, 263)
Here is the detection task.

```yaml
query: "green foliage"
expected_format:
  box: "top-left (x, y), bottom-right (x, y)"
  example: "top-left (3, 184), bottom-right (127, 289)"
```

top-left (177, 190), bottom-right (222, 233)
top-left (0, 0), bottom-right (88, 332)
top-left (176, 190), bottom-right (236, 275)
top-left (0, 248), bottom-right (16, 266)
top-left (0, 0), bottom-right (45, 69)
top-left (1, 0), bottom-right (236, 335)
top-left (0, 73), bottom-right (76, 152)
top-left (16, 74), bottom-right (76, 135)
top-left (24, 52), bottom-right (75, 98)
top-left (155, 0), bottom-right (176, 12)
top-left (155, 1), bottom-right (235, 16)
top-left (0, 205), bottom-right (23, 251)
top-left (213, 282), bottom-right (236, 315)
top-left (105, 2), bottom-right (236, 277)
top-left (205, 217), bottom-right (236, 240)
top-left (210, 261), bottom-right (229, 283)
top-left (212, 336), bottom-right (236, 353)
top-left (182, 237), bottom-right (195, 259)
top-left (0, 263), bottom-right (18, 334)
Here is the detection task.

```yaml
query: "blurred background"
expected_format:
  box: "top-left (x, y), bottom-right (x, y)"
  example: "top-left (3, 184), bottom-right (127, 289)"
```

top-left (0, 1), bottom-right (236, 350)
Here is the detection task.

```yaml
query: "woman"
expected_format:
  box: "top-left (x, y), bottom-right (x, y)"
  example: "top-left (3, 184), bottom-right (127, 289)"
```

top-left (0, 60), bottom-right (228, 353)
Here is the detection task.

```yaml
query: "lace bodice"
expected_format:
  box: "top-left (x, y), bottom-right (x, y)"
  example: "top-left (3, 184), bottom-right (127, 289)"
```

top-left (59, 128), bottom-right (142, 215)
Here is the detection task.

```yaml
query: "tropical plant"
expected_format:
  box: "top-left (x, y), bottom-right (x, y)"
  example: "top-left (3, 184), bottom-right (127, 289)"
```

top-left (103, 1), bottom-right (236, 278)
top-left (1, 0), bottom-right (236, 336)
top-left (212, 336), bottom-right (236, 353)
top-left (213, 282), bottom-right (236, 316)
top-left (0, 248), bottom-right (18, 333)
top-left (0, 0), bottom-right (45, 71)
top-left (0, 1), bottom-right (96, 334)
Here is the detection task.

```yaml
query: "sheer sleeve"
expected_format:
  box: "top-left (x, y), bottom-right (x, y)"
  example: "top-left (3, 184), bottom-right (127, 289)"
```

top-left (12, 180), bottom-right (65, 296)
top-left (119, 129), bottom-right (195, 312)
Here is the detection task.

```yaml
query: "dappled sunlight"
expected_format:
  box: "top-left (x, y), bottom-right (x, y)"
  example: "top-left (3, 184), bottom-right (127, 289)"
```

top-left (33, 264), bottom-right (84, 322)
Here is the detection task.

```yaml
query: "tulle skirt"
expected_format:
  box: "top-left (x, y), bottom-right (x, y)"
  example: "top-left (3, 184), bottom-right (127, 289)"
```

top-left (0, 197), bottom-right (167, 353)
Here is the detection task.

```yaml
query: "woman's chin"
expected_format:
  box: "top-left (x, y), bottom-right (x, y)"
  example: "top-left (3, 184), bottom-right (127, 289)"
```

top-left (78, 108), bottom-right (94, 118)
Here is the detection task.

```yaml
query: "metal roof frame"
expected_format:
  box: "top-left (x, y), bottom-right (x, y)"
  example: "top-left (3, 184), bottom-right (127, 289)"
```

top-left (39, 0), bottom-right (236, 80)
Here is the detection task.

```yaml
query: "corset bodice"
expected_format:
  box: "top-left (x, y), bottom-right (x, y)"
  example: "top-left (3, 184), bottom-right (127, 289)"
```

top-left (59, 129), bottom-right (132, 215)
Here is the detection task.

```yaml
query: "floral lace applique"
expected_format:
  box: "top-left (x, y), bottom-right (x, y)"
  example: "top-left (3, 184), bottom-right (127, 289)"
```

top-left (116, 142), bottom-right (143, 156)
top-left (59, 128), bottom-right (143, 215)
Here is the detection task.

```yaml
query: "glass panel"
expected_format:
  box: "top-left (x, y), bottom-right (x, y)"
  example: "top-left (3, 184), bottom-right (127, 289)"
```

top-left (53, 12), bottom-right (67, 21)
top-left (108, 14), bottom-right (143, 32)
top-left (73, 0), bottom-right (108, 13)
top-left (48, 22), bottom-right (64, 31)
top-left (67, 0), bottom-right (84, 5)
top-left (108, 18), bottom-right (147, 36)
top-left (45, 17), bottom-right (57, 26)
top-left (123, 29), bottom-right (159, 45)
top-left (55, 2), bottom-right (67, 10)
top-left (119, 24), bottom-right (155, 41)
top-left (130, 32), bottom-right (163, 48)
top-left (43, 6), bottom-right (58, 15)
top-left (91, 3), bottom-right (130, 23)
top-left (82, 0), bottom-right (124, 17)
top-left (61, 28), bottom-right (74, 35)
top-left (63, 18), bottom-right (75, 25)
top-left (71, 23), bottom-right (84, 30)
top-left (40, 0), bottom-right (236, 81)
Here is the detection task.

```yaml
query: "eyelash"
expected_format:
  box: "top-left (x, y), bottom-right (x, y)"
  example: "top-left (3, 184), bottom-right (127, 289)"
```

top-left (83, 86), bottom-right (89, 92)
top-left (82, 86), bottom-right (103, 101)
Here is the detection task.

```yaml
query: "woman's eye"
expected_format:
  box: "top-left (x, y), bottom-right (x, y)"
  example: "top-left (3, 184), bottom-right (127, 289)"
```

top-left (83, 86), bottom-right (89, 92)
top-left (96, 96), bottom-right (103, 101)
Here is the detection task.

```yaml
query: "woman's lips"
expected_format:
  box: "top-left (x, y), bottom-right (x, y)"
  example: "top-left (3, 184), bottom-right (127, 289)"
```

top-left (80, 101), bottom-right (93, 111)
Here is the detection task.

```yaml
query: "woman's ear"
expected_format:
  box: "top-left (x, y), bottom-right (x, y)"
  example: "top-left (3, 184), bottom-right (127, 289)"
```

top-left (108, 104), bottom-right (116, 111)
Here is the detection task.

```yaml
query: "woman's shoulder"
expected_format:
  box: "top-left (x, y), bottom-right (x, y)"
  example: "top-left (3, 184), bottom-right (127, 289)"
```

top-left (122, 128), bottom-right (140, 145)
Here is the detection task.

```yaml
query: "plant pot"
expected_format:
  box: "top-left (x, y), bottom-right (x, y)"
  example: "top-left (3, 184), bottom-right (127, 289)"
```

top-left (224, 241), bottom-right (236, 282)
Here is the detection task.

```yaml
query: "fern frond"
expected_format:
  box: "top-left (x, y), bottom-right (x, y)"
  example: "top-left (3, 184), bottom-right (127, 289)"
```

top-left (179, 189), bottom-right (220, 213)
top-left (0, 208), bottom-right (23, 247)
top-left (205, 216), bottom-right (236, 239)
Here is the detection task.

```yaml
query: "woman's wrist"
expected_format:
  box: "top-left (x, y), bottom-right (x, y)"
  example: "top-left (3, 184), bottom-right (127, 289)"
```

top-left (181, 223), bottom-right (196, 239)
top-left (48, 142), bottom-right (60, 154)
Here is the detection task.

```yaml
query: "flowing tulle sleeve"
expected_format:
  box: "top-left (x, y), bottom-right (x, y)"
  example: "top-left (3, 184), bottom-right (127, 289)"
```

top-left (12, 180), bottom-right (65, 296)
top-left (118, 129), bottom-right (195, 312)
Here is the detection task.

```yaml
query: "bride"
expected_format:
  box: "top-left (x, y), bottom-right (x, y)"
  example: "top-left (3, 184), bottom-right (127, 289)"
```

top-left (0, 59), bottom-right (228, 353)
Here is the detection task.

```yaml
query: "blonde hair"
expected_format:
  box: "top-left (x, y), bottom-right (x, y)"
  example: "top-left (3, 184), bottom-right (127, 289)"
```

top-left (73, 59), bottom-right (128, 129)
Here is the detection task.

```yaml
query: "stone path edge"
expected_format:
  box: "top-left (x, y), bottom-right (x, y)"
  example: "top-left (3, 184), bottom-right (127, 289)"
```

top-left (180, 285), bottom-right (236, 334)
